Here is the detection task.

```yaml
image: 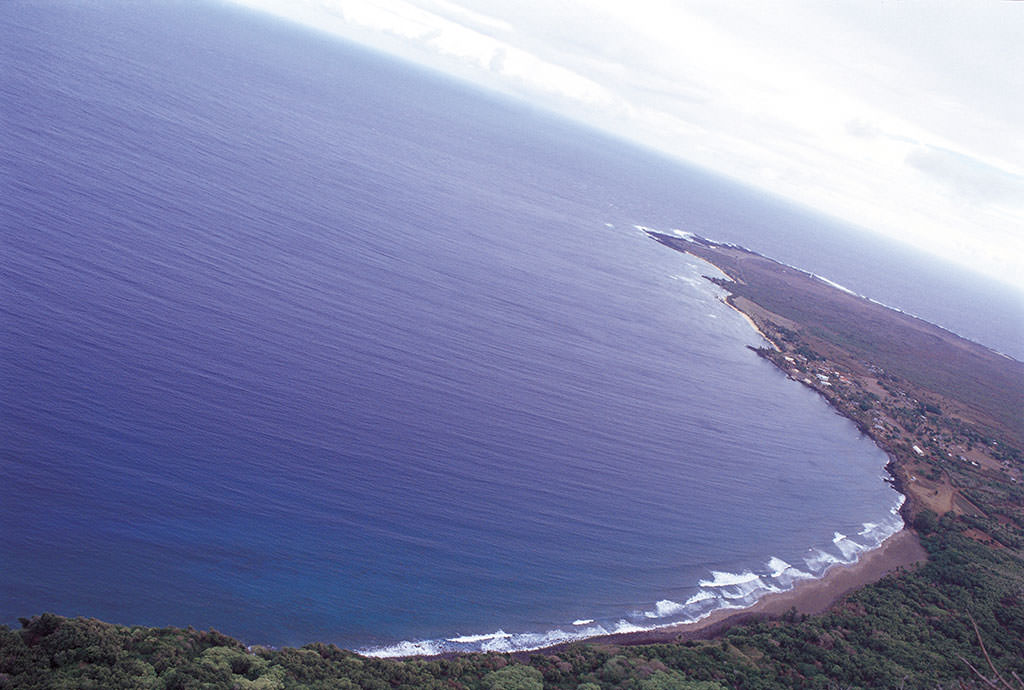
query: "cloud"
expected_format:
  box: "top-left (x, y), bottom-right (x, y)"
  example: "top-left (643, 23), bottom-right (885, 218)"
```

top-left (487, 46), bottom-right (505, 73)
top-left (905, 147), bottom-right (1024, 207)
top-left (226, 0), bottom-right (1024, 289)
top-left (418, 0), bottom-right (514, 36)
top-left (845, 119), bottom-right (881, 139)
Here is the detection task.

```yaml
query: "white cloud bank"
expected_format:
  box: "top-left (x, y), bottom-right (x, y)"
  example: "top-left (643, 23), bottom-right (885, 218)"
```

top-left (227, 0), bottom-right (1024, 290)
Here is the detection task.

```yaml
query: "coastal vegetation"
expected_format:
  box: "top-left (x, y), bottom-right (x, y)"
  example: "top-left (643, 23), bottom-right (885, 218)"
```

top-left (4, 236), bottom-right (1022, 689)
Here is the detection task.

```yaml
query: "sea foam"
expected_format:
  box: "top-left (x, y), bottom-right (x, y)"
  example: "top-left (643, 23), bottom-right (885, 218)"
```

top-left (360, 451), bottom-right (906, 657)
top-left (360, 517), bottom-right (905, 657)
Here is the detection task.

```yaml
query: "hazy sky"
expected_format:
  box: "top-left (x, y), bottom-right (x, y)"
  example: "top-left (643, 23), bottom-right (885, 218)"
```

top-left (229, 0), bottom-right (1024, 289)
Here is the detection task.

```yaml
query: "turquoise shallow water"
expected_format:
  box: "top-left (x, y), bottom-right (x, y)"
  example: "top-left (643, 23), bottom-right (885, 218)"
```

top-left (4, 0), bottom-right (1007, 654)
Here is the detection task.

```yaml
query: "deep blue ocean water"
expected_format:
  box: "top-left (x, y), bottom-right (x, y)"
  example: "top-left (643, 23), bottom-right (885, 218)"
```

top-left (1, 1), bottom-right (1017, 654)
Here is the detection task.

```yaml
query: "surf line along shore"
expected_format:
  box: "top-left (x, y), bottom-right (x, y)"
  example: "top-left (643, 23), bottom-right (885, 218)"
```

top-left (536, 229), bottom-right (939, 654)
top-left (425, 231), bottom-right (932, 660)
top-left (544, 236), bottom-right (937, 651)
top-left (392, 228), bottom-right (946, 660)
top-left (557, 529), bottom-right (926, 650)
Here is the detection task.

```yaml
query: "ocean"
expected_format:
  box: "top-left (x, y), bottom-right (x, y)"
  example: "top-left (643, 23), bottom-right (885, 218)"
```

top-left (1, 1), bottom-right (1017, 655)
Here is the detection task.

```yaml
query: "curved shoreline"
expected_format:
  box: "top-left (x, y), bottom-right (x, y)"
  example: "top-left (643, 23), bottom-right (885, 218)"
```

top-left (531, 243), bottom-right (931, 654)
top-left (375, 522), bottom-right (924, 659)
top-left (547, 528), bottom-right (927, 652)
top-left (377, 241), bottom-right (929, 660)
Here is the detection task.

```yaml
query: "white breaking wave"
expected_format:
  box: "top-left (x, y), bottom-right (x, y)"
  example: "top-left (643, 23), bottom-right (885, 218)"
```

top-left (446, 631), bottom-right (512, 644)
top-left (768, 557), bottom-right (814, 589)
top-left (697, 570), bottom-right (781, 605)
top-left (804, 547), bottom-right (844, 573)
top-left (811, 274), bottom-right (860, 297)
top-left (833, 533), bottom-right (868, 560)
top-left (727, 578), bottom-right (780, 601)
top-left (767, 556), bottom-right (792, 578)
top-left (361, 517), bottom-right (906, 658)
top-left (854, 501), bottom-right (904, 550)
top-left (699, 570), bottom-right (762, 588)
top-left (362, 639), bottom-right (445, 658)
top-left (799, 510), bottom-right (903, 578)
top-left (686, 590), bottom-right (717, 605)
top-left (642, 588), bottom-right (723, 620)
top-left (362, 623), bottom-right (612, 658)
top-left (644, 599), bottom-right (686, 619)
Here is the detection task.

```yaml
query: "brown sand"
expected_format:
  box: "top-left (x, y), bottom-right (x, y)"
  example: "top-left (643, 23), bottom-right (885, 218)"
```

top-left (557, 529), bottom-right (927, 650)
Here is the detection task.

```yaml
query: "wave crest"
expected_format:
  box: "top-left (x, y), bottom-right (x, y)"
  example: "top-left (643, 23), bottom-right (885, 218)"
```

top-left (360, 491), bottom-right (906, 658)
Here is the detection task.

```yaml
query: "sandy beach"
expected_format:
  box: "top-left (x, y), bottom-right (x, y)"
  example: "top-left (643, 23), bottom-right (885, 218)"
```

top-left (563, 528), bottom-right (927, 650)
